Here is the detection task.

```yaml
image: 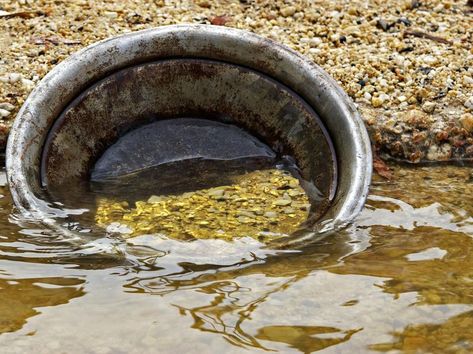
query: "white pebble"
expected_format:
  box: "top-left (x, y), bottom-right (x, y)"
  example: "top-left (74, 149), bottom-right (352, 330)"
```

top-left (422, 101), bottom-right (436, 113)
top-left (0, 102), bottom-right (15, 111)
top-left (309, 37), bottom-right (322, 47)
top-left (0, 108), bottom-right (10, 118)
top-left (21, 78), bottom-right (34, 90)
top-left (379, 93), bottom-right (390, 102)
top-left (104, 11), bottom-right (118, 19)
top-left (9, 73), bottom-right (22, 83)
top-left (422, 55), bottom-right (438, 65)
top-left (147, 195), bottom-right (163, 203)
top-left (463, 76), bottom-right (473, 86)
top-left (465, 97), bottom-right (473, 110)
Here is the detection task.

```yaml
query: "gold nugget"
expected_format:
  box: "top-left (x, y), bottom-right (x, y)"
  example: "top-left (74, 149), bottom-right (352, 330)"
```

top-left (95, 169), bottom-right (310, 241)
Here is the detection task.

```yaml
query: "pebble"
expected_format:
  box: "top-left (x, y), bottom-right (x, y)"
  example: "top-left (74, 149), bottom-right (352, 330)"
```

top-left (372, 96), bottom-right (384, 108)
top-left (103, 11), bottom-right (118, 19)
top-left (0, 103), bottom-right (15, 111)
top-left (459, 113), bottom-right (473, 132)
top-left (0, 109), bottom-right (10, 118)
top-left (280, 6), bottom-right (296, 17)
top-left (464, 76), bottom-right (473, 86)
top-left (147, 195), bottom-right (164, 203)
top-left (207, 188), bottom-right (225, 198)
top-left (465, 97), bottom-right (473, 110)
top-left (273, 199), bottom-right (292, 206)
top-left (21, 78), bottom-right (34, 90)
top-left (0, 73), bottom-right (22, 83)
top-left (264, 211), bottom-right (278, 218)
top-left (426, 143), bottom-right (452, 161)
top-left (422, 55), bottom-right (438, 66)
top-left (309, 37), bottom-right (322, 47)
top-left (422, 101), bottom-right (436, 114)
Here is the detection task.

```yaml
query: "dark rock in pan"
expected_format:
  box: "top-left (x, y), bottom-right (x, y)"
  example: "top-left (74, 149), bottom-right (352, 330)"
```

top-left (91, 117), bottom-right (277, 183)
top-left (91, 118), bottom-right (276, 181)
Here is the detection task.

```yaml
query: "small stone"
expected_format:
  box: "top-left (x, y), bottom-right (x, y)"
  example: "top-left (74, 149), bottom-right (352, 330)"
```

top-left (403, 109), bottom-right (429, 128)
top-left (308, 48), bottom-right (321, 55)
top-left (309, 37), bottom-right (322, 47)
top-left (147, 195), bottom-right (164, 203)
top-left (427, 144), bottom-right (452, 161)
top-left (196, 0), bottom-right (211, 8)
top-left (422, 101), bottom-right (436, 113)
top-left (464, 76), bottom-right (473, 86)
top-left (465, 97), bottom-right (473, 110)
top-left (347, 7), bottom-right (358, 15)
top-left (422, 55), bottom-right (438, 65)
top-left (264, 211), bottom-right (278, 218)
top-left (377, 19), bottom-right (390, 31)
top-left (8, 73), bottom-right (22, 83)
top-left (103, 11), bottom-right (118, 19)
top-left (288, 189), bottom-right (301, 197)
top-left (236, 210), bottom-right (255, 217)
top-left (207, 188), bottom-right (225, 198)
top-left (21, 78), bottom-right (34, 90)
top-left (283, 207), bottom-right (295, 214)
top-left (459, 113), bottom-right (473, 132)
top-left (236, 216), bottom-right (254, 224)
top-left (372, 96), bottom-right (384, 108)
top-left (280, 6), bottom-right (296, 17)
top-left (0, 103), bottom-right (15, 111)
top-left (0, 109), bottom-right (10, 118)
top-left (274, 199), bottom-right (292, 206)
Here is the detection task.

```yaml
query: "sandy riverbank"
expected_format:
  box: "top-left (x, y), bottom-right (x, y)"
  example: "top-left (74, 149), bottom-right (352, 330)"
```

top-left (1, 0), bottom-right (472, 162)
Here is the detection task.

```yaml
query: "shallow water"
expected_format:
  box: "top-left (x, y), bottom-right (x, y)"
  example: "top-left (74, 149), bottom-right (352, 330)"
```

top-left (1, 164), bottom-right (473, 353)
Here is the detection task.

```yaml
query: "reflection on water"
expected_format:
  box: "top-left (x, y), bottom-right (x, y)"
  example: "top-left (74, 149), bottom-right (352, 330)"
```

top-left (0, 277), bottom-right (85, 334)
top-left (255, 325), bottom-right (362, 353)
top-left (0, 165), bottom-right (473, 353)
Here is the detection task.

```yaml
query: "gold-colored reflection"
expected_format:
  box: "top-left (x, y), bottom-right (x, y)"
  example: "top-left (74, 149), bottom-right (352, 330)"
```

top-left (370, 310), bottom-right (473, 353)
top-left (96, 169), bottom-right (310, 241)
top-left (0, 277), bottom-right (85, 334)
top-left (331, 225), bottom-right (473, 305)
top-left (255, 325), bottom-right (361, 353)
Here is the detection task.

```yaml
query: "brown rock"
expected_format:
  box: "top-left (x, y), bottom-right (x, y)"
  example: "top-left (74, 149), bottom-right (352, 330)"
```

top-left (459, 113), bottom-right (473, 133)
top-left (402, 109), bottom-right (430, 128)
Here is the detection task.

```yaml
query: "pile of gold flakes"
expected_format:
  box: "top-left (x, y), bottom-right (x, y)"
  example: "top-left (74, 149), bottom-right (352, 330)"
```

top-left (95, 169), bottom-right (310, 241)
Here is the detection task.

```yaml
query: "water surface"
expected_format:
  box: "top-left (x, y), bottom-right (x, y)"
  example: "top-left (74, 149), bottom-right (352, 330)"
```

top-left (1, 165), bottom-right (472, 353)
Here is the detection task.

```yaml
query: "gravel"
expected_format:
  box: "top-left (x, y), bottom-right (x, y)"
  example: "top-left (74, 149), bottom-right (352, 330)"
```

top-left (0, 0), bottom-right (472, 162)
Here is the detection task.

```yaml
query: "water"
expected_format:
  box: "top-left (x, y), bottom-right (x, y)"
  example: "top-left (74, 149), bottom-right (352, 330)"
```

top-left (1, 164), bottom-right (473, 353)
